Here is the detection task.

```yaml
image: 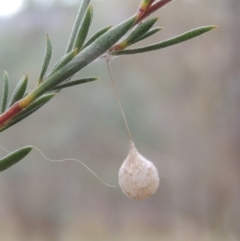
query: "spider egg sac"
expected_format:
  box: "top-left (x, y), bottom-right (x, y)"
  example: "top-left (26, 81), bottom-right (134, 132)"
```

top-left (118, 143), bottom-right (160, 200)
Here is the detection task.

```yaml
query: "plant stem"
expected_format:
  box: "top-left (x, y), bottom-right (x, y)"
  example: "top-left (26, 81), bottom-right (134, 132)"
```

top-left (136, 0), bottom-right (173, 23)
top-left (0, 16), bottom-right (136, 130)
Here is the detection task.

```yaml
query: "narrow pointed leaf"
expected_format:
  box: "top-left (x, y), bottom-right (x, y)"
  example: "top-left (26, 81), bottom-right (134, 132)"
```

top-left (66, 0), bottom-right (91, 53)
top-left (38, 35), bottom-right (52, 84)
top-left (113, 25), bottom-right (217, 55)
top-left (0, 146), bottom-right (32, 171)
top-left (0, 93), bottom-right (55, 132)
top-left (132, 27), bottom-right (163, 44)
top-left (24, 16), bottom-right (137, 101)
top-left (83, 25), bottom-right (112, 49)
top-left (1, 71), bottom-right (9, 114)
top-left (8, 75), bottom-right (28, 107)
top-left (48, 49), bottom-right (78, 76)
top-left (122, 18), bottom-right (158, 46)
top-left (52, 77), bottom-right (98, 90)
top-left (74, 5), bottom-right (93, 51)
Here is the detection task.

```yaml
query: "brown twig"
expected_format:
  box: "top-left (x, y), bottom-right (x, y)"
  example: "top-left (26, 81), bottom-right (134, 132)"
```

top-left (136, 0), bottom-right (173, 24)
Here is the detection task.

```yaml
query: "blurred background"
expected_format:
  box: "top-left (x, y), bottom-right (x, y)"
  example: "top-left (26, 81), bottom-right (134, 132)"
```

top-left (0, 0), bottom-right (239, 240)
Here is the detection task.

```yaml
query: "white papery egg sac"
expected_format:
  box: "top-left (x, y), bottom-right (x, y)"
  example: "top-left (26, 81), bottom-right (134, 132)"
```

top-left (118, 142), bottom-right (160, 200)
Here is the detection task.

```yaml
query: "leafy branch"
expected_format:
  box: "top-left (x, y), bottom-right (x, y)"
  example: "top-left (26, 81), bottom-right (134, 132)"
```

top-left (0, 0), bottom-right (217, 171)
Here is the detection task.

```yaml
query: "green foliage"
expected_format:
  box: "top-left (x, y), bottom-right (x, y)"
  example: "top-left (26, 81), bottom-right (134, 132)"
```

top-left (66, 0), bottom-right (91, 53)
top-left (0, 146), bottom-right (32, 171)
top-left (38, 35), bottom-right (52, 84)
top-left (51, 77), bottom-right (98, 91)
top-left (8, 75), bottom-right (28, 107)
top-left (74, 5), bottom-right (93, 52)
top-left (121, 18), bottom-right (159, 47)
top-left (83, 25), bottom-right (112, 49)
top-left (0, 71), bottom-right (9, 114)
top-left (131, 27), bottom-right (163, 44)
top-left (48, 49), bottom-right (78, 77)
top-left (113, 25), bottom-right (217, 55)
top-left (0, 0), bottom-right (217, 171)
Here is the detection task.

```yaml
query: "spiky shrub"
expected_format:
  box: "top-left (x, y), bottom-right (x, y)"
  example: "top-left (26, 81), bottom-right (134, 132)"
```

top-left (0, 0), bottom-right (216, 171)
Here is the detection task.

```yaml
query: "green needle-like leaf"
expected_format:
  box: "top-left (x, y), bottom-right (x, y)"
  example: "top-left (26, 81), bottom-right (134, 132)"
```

top-left (122, 18), bottom-right (158, 46)
top-left (0, 146), bottom-right (32, 172)
top-left (113, 25), bottom-right (217, 55)
top-left (66, 0), bottom-right (91, 53)
top-left (38, 35), bottom-right (52, 84)
top-left (0, 93), bottom-right (55, 132)
top-left (25, 16), bottom-right (137, 101)
top-left (83, 25), bottom-right (112, 49)
top-left (1, 71), bottom-right (9, 114)
top-left (52, 77), bottom-right (98, 90)
top-left (48, 49), bottom-right (78, 77)
top-left (8, 75), bottom-right (28, 107)
top-left (74, 5), bottom-right (93, 51)
top-left (131, 27), bottom-right (163, 44)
